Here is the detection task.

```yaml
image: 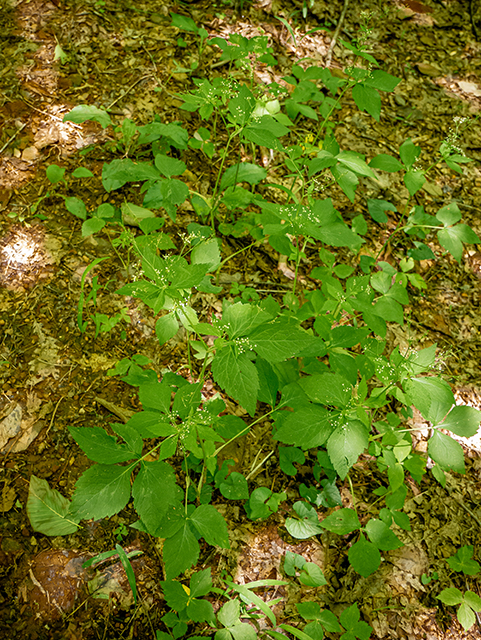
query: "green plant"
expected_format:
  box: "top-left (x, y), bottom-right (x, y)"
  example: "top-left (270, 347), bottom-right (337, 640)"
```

top-left (25, 22), bottom-right (481, 639)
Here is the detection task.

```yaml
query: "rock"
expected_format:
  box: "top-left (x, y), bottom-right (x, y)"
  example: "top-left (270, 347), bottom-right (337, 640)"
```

top-left (21, 146), bottom-right (40, 162)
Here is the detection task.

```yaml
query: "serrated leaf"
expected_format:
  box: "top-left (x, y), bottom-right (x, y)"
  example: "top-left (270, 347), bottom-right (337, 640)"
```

top-left (428, 430), bottom-right (465, 474)
top-left (190, 504), bottom-right (230, 548)
top-left (273, 405), bottom-right (332, 449)
top-left (404, 170), bottom-right (425, 196)
top-left (404, 377), bottom-right (454, 424)
top-left (327, 420), bottom-right (369, 479)
top-left (352, 83), bottom-right (381, 121)
top-left (27, 476), bottom-right (79, 536)
top-left (132, 461), bottom-right (177, 534)
top-left (69, 426), bottom-right (136, 464)
top-left (191, 238), bottom-right (221, 270)
top-left (446, 546), bottom-right (480, 576)
top-left (464, 591), bottom-right (481, 611)
top-left (222, 302), bottom-right (273, 339)
top-left (163, 520), bottom-right (200, 579)
top-left (436, 587), bottom-right (464, 606)
top-left (155, 154), bottom-right (186, 178)
top-left (457, 602), bottom-right (476, 631)
top-left (69, 464), bottom-right (132, 520)
top-left (299, 372), bottom-right (352, 408)
top-left (220, 163), bottom-right (267, 190)
top-left (348, 535), bottom-right (381, 577)
top-left (212, 346), bottom-right (259, 416)
top-left (249, 320), bottom-right (318, 363)
top-left (218, 599), bottom-right (241, 628)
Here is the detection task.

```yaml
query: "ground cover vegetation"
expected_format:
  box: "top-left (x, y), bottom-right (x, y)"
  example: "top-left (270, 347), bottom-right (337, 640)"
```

top-left (2, 0), bottom-right (481, 638)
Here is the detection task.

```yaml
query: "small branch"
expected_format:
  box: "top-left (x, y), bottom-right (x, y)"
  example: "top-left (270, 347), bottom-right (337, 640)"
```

top-left (325, 0), bottom-right (350, 67)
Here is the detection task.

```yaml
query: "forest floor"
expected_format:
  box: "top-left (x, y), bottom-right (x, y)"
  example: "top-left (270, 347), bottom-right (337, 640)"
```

top-left (2, 0), bottom-right (481, 638)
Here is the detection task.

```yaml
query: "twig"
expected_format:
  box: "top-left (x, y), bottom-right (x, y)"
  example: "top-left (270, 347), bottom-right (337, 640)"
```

top-left (325, 0), bottom-right (350, 68)
top-left (0, 123), bottom-right (27, 154)
top-left (105, 74), bottom-right (152, 111)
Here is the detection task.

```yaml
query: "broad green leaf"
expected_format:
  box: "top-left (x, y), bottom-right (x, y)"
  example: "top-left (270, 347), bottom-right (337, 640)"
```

top-left (369, 154), bottom-right (403, 172)
top-left (330, 165), bottom-right (358, 202)
top-left (69, 464), bottom-right (132, 520)
top-left (438, 225), bottom-right (479, 263)
top-left (72, 167), bottom-right (94, 178)
top-left (404, 170), bottom-right (425, 196)
top-left (222, 302), bottom-right (273, 339)
top-left (337, 151), bottom-right (376, 177)
top-left (137, 122), bottom-right (188, 149)
top-left (348, 535), bottom-right (381, 577)
top-left (187, 598), bottom-right (216, 624)
top-left (365, 69), bottom-right (401, 92)
top-left (274, 405), bottom-right (333, 449)
top-left (219, 472), bottom-right (249, 500)
top-left (367, 199), bottom-right (396, 224)
top-left (225, 580), bottom-right (282, 627)
top-left (121, 202), bottom-right (155, 222)
top-left (139, 380), bottom-right (171, 414)
top-left (189, 567), bottom-right (213, 598)
top-left (163, 520), bottom-right (200, 579)
top-left (428, 430), bottom-right (465, 474)
top-left (299, 563), bottom-right (327, 587)
top-left (279, 447), bottom-right (305, 476)
top-left (436, 202), bottom-right (461, 226)
top-left (441, 405), bottom-right (481, 437)
top-left (339, 603), bottom-right (372, 640)
top-left (352, 83), bottom-right (381, 121)
top-left (457, 602), bottom-right (475, 631)
top-left (161, 579), bottom-right (189, 610)
top-left (308, 151), bottom-right (337, 176)
top-left (250, 320), bottom-right (320, 362)
top-left (156, 314), bottom-right (179, 345)
top-left (218, 599), bottom-right (241, 628)
top-left (404, 377), bottom-right (454, 424)
top-left (299, 372), bottom-right (352, 408)
top-left (285, 501), bottom-right (323, 539)
top-left (190, 504), bottom-right (230, 548)
top-left (399, 138), bottom-right (421, 169)
top-left (127, 410), bottom-right (176, 438)
top-left (63, 104), bottom-right (112, 128)
top-left (132, 461), bottom-right (177, 534)
top-left (220, 163), bottom-right (267, 190)
top-left (464, 591), bottom-right (481, 611)
top-left (321, 508), bottom-right (360, 535)
top-left (327, 420), bottom-right (369, 479)
top-left (446, 545), bottom-right (480, 576)
top-left (279, 624), bottom-right (317, 640)
top-left (27, 476), bottom-right (79, 536)
top-left (436, 587), bottom-right (463, 606)
top-left (212, 346), bottom-right (259, 416)
top-left (69, 426), bottom-right (136, 464)
top-left (154, 154), bottom-right (186, 178)
top-left (82, 217), bottom-right (105, 236)
top-left (191, 238), bottom-right (221, 270)
top-left (170, 11), bottom-right (198, 31)
top-left (365, 518), bottom-right (403, 550)
top-left (172, 382), bottom-right (202, 419)
top-left (65, 196), bottom-right (87, 220)
top-left (296, 603), bottom-right (341, 632)
top-left (256, 358), bottom-right (279, 407)
top-left (102, 159), bottom-right (160, 191)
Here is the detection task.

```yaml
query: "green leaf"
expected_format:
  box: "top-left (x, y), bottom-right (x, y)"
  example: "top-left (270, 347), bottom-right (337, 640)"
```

top-left (27, 476), bottom-right (79, 536)
top-left (446, 545), bottom-right (481, 576)
top-left (279, 447), bottom-right (305, 475)
top-left (369, 154), bottom-right (404, 172)
top-left (82, 217), bottom-right (105, 236)
top-left (339, 603), bottom-right (372, 640)
top-left (69, 464), bottom-right (132, 520)
top-left (69, 426), bottom-right (136, 464)
top-left (219, 472), bottom-right (249, 500)
top-left (365, 518), bottom-right (403, 550)
top-left (365, 69), bottom-right (401, 92)
top-left (63, 104), bottom-right (112, 128)
top-left (218, 599), bottom-right (241, 628)
top-left (299, 563), bottom-right (327, 587)
top-left (65, 196), bottom-right (87, 220)
top-left (72, 167), bottom-right (94, 178)
top-left (251, 320), bottom-right (320, 363)
top-left (285, 501), bottom-right (323, 539)
top-left (187, 599), bottom-right (216, 624)
top-left (457, 602), bottom-right (476, 631)
top-left (348, 535), bottom-right (381, 577)
top-left (156, 314), bottom-right (179, 345)
top-left (441, 405), bottom-right (481, 437)
top-left (115, 544), bottom-right (137, 603)
top-left (327, 420), bottom-right (369, 479)
top-left (337, 152), bottom-right (376, 178)
top-left (190, 504), bottom-right (230, 548)
top-left (191, 238), bottom-right (221, 270)
top-left (330, 165), bottom-right (358, 203)
top-left (296, 603), bottom-right (341, 632)
top-left (222, 302), bottom-right (273, 339)
top-left (224, 581), bottom-right (278, 627)
top-left (102, 159), bottom-right (160, 191)
top-left (299, 372), bottom-right (352, 408)
top-left (139, 381), bottom-right (171, 413)
top-left (399, 138), bottom-right (421, 169)
top-left (367, 199), bottom-right (396, 224)
top-left (220, 163), bottom-right (267, 190)
top-left (436, 202), bottom-right (462, 226)
top-left (436, 587), bottom-right (464, 606)
top-left (321, 508), bottom-right (360, 535)
top-left (428, 431), bottom-right (465, 474)
top-left (212, 346), bottom-right (259, 416)
top-left (154, 154), bottom-right (186, 178)
top-left (162, 579), bottom-right (189, 611)
top-left (464, 591), bottom-right (481, 611)
top-left (438, 224), bottom-right (479, 263)
top-left (404, 170), bottom-right (425, 196)
top-left (308, 151), bottom-right (337, 176)
top-left (352, 83), bottom-right (381, 121)
top-left (132, 461), bottom-right (178, 534)
top-left (274, 405), bottom-right (333, 449)
top-left (163, 521), bottom-right (200, 579)
top-left (256, 358), bottom-right (279, 407)
top-left (404, 377), bottom-right (454, 424)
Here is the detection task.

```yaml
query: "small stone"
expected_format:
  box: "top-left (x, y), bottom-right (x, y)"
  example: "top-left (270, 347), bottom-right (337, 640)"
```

top-left (21, 146), bottom-right (40, 162)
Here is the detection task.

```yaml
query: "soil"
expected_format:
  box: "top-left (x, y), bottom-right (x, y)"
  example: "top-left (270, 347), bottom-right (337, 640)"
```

top-left (1, 0), bottom-right (481, 638)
